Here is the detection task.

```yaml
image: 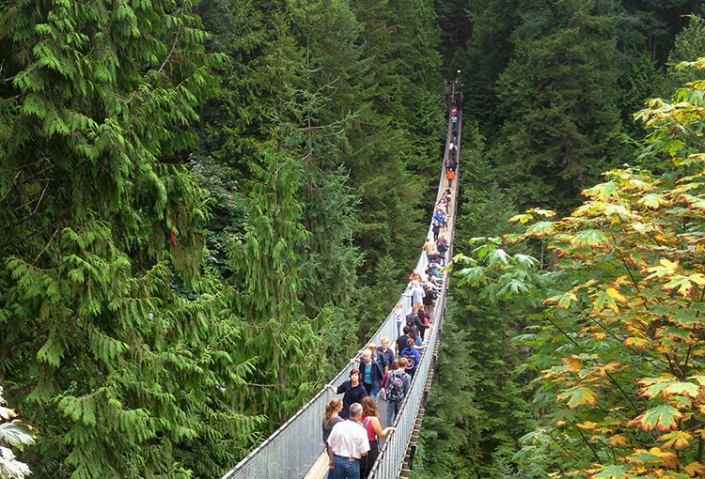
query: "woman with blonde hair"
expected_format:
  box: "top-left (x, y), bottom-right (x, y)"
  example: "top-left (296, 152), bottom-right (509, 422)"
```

top-left (359, 396), bottom-right (395, 478)
top-left (322, 398), bottom-right (344, 479)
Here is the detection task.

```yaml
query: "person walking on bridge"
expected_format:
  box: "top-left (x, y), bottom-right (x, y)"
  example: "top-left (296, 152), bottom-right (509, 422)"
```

top-left (322, 398), bottom-right (345, 479)
top-left (410, 280), bottom-right (425, 307)
top-left (401, 338), bottom-right (421, 379)
top-left (327, 402), bottom-right (370, 479)
top-left (446, 169), bottom-right (455, 188)
top-left (328, 369), bottom-right (368, 420)
top-left (378, 338), bottom-right (394, 370)
top-left (355, 348), bottom-right (385, 403)
top-left (359, 397), bottom-right (395, 478)
top-left (423, 237), bottom-right (438, 263)
top-left (385, 358), bottom-right (411, 426)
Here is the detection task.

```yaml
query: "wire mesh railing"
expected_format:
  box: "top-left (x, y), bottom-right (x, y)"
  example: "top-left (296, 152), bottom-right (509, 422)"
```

top-left (221, 98), bottom-right (460, 479)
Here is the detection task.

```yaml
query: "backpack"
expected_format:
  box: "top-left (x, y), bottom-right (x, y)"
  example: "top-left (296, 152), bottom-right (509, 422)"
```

top-left (385, 371), bottom-right (405, 402)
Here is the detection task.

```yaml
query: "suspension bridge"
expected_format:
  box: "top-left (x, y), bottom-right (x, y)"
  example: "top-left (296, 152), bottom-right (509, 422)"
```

top-left (222, 88), bottom-right (464, 479)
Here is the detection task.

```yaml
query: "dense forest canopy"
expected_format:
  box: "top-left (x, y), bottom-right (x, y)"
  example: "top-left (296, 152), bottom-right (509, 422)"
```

top-left (2, 0), bottom-right (705, 478)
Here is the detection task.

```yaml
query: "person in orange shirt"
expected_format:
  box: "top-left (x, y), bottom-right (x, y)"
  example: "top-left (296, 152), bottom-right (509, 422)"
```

top-left (446, 169), bottom-right (455, 187)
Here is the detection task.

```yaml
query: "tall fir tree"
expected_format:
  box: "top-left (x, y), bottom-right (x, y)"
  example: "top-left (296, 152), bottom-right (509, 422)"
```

top-left (0, 0), bottom-right (261, 477)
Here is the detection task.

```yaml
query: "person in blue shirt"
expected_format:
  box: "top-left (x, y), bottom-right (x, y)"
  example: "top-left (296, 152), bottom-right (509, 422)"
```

top-left (401, 338), bottom-right (421, 379)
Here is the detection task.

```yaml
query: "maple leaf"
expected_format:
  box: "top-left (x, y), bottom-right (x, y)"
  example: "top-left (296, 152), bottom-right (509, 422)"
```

top-left (606, 287), bottom-right (627, 304)
top-left (639, 377), bottom-right (700, 399)
top-left (526, 221), bottom-right (555, 236)
top-left (671, 310), bottom-right (700, 326)
top-left (658, 431), bottom-right (692, 450)
top-left (610, 434), bottom-right (628, 447)
top-left (685, 461), bottom-right (705, 477)
top-left (562, 356), bottom-right (582, 371)
top-left (649, 447), bottom-right (680, 468)
top-left (646, 259), bottom-right (680, 279)
top-left (624, 337), bottom-right (650, 350)
top-left (571, 229), bottom-right (611, 248)
top-left (595, 290), bottom-right (620, 313)
top-left (545, 291), bottom-right (579, 309)
top-left (584, 181), bottom-right (620, 200)
top-left (663, 276), bottom-right (694, 296)
top-left (509, 213), bottom-right (533, 224)
top-left (529, 208), bottom-right (556, 218)
top-left (628, 448), bottom-right (661, 463)
top-left (638, 193), bottom-right (666, 208)
top-left (627, 405), bottom-right (683, 432)
top-left (577, 421), bottom-right (598, 430)
top-left (557, 386), bottom-right (598, 409)
top-left (655, 326), bottom-right (693, 342)
top-left (588, 464), bottom-right (630, 479)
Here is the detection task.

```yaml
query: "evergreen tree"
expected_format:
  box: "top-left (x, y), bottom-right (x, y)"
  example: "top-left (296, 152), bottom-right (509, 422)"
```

top-left (494, 0), bottom-right (628, 212)
top-left (229, 150), bottom-right (325, 424)
top-left (0, 0), bottom-right (261, 477)
top-left (661, 15), bottom-right (705, 96)
top-left (458, 0), bottom-right (523, 140)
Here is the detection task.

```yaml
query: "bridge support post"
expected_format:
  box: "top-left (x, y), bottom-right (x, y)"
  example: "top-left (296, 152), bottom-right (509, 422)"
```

top-left (408, 445), bottom-right (417, 471)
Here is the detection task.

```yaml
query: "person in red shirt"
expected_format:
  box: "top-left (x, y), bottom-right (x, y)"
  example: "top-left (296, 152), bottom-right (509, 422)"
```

top-left (359, 397), bottom-right (395, 478)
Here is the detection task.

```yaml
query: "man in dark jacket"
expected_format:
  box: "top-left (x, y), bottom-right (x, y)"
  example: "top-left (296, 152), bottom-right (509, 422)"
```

top-left (395, 326), bottom-right (411, 356)
top-left (423, 282), bottom-right (437, 320)
top-left (405, 309), bottom-right (424, 337)
top-left (437, 236), bottom-right (449, 266)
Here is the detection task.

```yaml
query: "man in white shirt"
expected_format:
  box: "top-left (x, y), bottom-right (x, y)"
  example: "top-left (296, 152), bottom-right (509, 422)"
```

top-left (327, 402), bottom-right (370, 479)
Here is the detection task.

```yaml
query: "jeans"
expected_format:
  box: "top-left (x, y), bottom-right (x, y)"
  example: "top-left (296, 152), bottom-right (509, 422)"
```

top-left (396, 321), bottom-right (402, 337)
top-left (369, 388), bottom-right (379, 404)
top-left (386, 398), bottom-right (403, 427)
top-left (333, 455), bottom-right (360, 479)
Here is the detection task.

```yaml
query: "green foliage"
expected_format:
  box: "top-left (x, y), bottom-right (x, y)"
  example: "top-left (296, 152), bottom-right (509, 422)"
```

top-left (454, 60), bottom-right (705, 478)
top-left (0, 1), bottom-right (262, 477)
top-left (228, 151), bottom-right (325, 423)
top-left (196, 0), bottom-right (445, 383)
top-left (661, 15), bottom-right (705, 98)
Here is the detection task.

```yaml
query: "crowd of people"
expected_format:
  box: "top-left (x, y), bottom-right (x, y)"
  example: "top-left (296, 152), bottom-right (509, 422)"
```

top-left (321, 103), bottom-right (460, 479)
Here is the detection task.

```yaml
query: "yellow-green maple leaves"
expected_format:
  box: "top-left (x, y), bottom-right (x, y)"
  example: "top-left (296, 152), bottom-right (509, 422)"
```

top-left (487, 59), bottom-right (705, 478)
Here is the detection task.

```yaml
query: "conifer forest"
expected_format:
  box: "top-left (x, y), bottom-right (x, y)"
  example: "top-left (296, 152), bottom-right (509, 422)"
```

top-left (4, 0), bottom-right (705, 478)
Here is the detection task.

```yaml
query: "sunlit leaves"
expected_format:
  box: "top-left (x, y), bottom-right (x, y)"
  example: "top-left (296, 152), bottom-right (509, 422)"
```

top-left (638, 376), bottom-right (700, 400)
top-left (658, 431), bottom-right (692, 450)
top-left (684, 461), bottom-right (705, 477)
top-left (569, 229), bottom-right (611, 248)
top-left (556, 387), bottom-right (598, 409)
top-left (627, 405), bottom-right (683, 432)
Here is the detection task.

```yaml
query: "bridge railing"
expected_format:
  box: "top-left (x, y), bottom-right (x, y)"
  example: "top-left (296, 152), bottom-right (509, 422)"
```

top-left (368, 271), bottom-right (448, 479)
top-left (221, 102), bottom-right (459, 479)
